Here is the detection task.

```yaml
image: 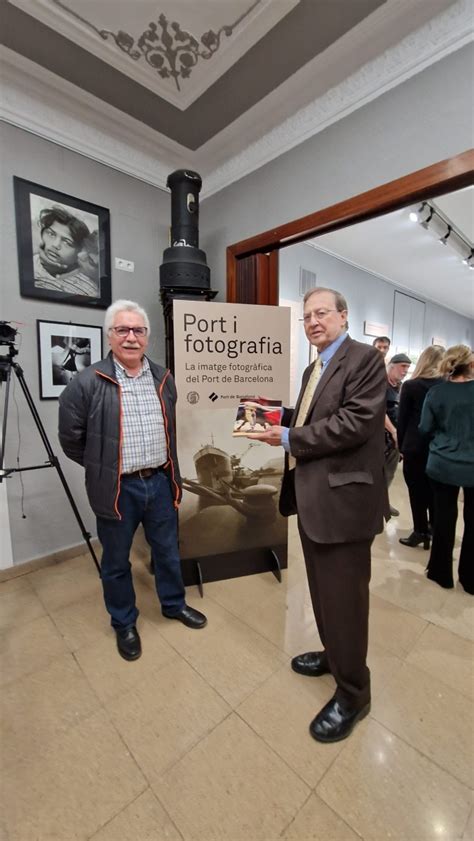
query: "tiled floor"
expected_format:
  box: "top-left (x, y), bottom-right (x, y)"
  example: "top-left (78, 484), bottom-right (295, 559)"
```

top-left (1, 473), bottom-right (473, 841)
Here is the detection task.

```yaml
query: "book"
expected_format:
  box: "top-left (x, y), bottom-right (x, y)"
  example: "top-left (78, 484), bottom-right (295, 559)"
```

top-left (232, 396), bottom-right (283, 436)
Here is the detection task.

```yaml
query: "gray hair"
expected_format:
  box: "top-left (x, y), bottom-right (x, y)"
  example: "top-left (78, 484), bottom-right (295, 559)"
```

top-left (303, 286), bottom-right (349, 329)
top-left (104, 299), bottom-right (151, 335)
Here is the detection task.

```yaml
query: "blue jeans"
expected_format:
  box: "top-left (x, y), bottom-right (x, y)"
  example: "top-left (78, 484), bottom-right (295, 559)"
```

top-left (96, 471), bottom-right (185, 630)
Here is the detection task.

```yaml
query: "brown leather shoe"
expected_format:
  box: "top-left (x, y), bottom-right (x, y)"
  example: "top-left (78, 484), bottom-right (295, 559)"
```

top-left (291, 651), bottom-right (330, 677)
top-left (310, 696), bottom-right (370, 743)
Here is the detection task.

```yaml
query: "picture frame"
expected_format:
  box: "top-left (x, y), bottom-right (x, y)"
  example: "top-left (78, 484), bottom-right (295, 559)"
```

top-left (14, 177), bottom-right (111, 309)
top-left (37, 319), bottom-right (103, 399)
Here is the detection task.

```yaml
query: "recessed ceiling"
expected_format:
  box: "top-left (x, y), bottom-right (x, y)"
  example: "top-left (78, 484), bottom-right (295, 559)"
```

top-left (309, 187), bottom-right (474, 318)
top-left (0, 0), bottom-right (471, 193)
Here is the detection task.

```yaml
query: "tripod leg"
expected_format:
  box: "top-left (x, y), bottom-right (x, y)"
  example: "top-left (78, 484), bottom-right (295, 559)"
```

top-left (13, 363), bottom-right (101, 577)
top-left (0, 363), bottom-right (13, 478)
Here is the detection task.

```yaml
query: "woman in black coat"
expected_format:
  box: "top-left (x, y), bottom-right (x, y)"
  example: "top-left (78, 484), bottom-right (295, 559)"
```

top-left (397, 345), bottom-right (444, 549)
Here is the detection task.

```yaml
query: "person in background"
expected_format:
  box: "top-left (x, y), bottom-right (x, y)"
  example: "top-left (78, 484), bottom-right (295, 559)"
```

top-left (59, 299), bottom-right (207, 661)
top-left (397, 345), bottom-right (444, 548)
top-left (372, 336), bottom-right (391, 358)
top-left (384, 353), bottom-right (411, 516)
top-left (419, 344), bottom-right (474, 594)
top-left (247, 287), bottom-right (388, 743)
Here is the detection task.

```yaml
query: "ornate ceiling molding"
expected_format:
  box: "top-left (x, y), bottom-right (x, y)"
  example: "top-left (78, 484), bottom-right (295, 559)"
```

top-left (50, 0), bottom-right (260, 92)
top-left (8, 0), bottom-right (298, 109)
top-left (1, 0), bottom-right (472, 197)
top-left (0, 47), bottom-right (175, 189)
top-left (201, 0), bottom-right (474, 197)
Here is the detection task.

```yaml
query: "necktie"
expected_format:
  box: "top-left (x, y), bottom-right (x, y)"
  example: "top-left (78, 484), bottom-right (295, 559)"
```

top-left (294, 355), bottom-right (323, 427)
top-left (288, 355), bottom-right (322, 470)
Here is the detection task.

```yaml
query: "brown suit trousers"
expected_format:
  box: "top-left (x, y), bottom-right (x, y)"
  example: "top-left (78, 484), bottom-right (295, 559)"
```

top-left (298, 524), bottom-right (372, 710)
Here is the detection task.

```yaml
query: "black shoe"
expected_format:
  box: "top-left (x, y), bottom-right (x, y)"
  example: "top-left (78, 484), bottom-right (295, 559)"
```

top-left (309, 696), bottom-right (370, 743)
top-left (116, 626), bottom-right (142, 661)
top-left (399, 532), bottom-right (430, 550)
top-left (426, 569), bottom-right (454, 589)
top-left (291, 651), bottom-right (330, 677)
top-left (389, 505), bottom-right (400, 517)
top-left (163, 604), bottom-right (207, 629)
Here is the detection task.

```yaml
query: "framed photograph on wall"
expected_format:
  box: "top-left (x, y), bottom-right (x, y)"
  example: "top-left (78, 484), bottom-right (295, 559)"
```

top-left (37, 319), bottom-right (103, 399)
top-left (14, 177), bottom-right (111, 309)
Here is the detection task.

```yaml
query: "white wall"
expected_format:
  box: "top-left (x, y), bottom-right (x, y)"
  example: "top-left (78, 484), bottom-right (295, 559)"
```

top-left (201, 45), bottom-right (474, 298)
top-left (279, 242), bottom-right (474, 392)
top-left (1, 124), bottom-right (171, 564)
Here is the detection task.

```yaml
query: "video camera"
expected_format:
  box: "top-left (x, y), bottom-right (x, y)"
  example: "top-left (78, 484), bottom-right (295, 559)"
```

top-left (0, 321), bottom-right (18, 346)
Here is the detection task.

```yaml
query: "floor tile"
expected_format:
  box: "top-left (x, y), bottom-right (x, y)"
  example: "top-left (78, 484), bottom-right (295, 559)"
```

top-left (0, 614), bottom-right (68, 686)
top-left (202, 570), bottom-right (284, 619)
top-left (369, 593), bottom-right (427, 657)
top-left (370, 555), bottom-right (452, 617)
top-left (155, 714), bottom-right (310, 841)
top-left (51, 591), bottom-right (111, 652)
top-left (89, 789), bottom-right (182, 841)
top-left (239, 577), bottom-right (322, 656)
top-left (74, 617), bottom-right (179, 703)
top-left (180, 614), bottom-right (288, 707)
top-left (424, 588), bottom-right (474, 642)
top-left (372, 661), bottom-right (474, 787)
top-left (317, 719), bottom-right (471, 841)
top-left (28, 552), bottom-right (101, 613)
top-left (282, 793), bottom-right (361, 840)
top-left (462, 808), bottom-right (473, 841)
top-left (237, 662), bottom-right (343, 788)
top-left (108, 657), bottom-right (231, 784)
top-left (406, 622), bottom-right (474, 700)
top-left (1, 652), bottom-right (100, 769)
top-left (156, 595), bottom-right (234, 655)
top-left (1, 709), bottom-right (146, 841)
top-left (0, 574), bottom-right (46, 631)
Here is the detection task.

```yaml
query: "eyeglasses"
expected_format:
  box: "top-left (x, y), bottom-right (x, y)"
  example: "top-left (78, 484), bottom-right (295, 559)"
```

top-left (303, 309), bottom-right (339, 323)
top-left (109, 326), bottom-right (148, 337)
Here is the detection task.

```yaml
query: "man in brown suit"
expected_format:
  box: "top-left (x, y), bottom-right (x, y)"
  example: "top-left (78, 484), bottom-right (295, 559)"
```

top-left (248, 287), bottom-right (388, 742)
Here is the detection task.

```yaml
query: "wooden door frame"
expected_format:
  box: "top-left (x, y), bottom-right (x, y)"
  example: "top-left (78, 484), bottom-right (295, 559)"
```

top-left (226, 149), bottom-right (474, 304)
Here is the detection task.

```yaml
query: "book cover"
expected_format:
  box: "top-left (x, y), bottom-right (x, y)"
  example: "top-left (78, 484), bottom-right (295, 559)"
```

top-left (232, 396), bottom-right (283, 436)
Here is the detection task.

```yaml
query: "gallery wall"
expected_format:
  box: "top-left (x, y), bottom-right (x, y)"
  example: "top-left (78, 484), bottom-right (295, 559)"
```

top-left (1, 123), bottom-right (171, 564)
top-left (279, 242), bottom-right (474, 398)
top-left (1, 41), bottom-right (472, 566)
top-left (200, 45), bottom-right (473, 298)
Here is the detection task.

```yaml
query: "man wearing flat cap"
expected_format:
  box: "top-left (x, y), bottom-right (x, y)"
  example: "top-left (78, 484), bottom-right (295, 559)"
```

top-left (384, 353), bottom-right (411, 514)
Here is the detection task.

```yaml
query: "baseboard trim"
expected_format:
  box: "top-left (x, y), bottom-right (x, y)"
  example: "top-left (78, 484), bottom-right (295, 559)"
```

top-left (0, 539), bottom-right (101, 583)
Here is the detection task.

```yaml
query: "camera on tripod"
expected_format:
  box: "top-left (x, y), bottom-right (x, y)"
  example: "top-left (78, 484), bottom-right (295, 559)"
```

top-left (0, 321), bottom-right (18, 346)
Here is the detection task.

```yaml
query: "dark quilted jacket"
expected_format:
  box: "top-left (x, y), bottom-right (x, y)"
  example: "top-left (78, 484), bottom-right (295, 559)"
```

top-left (58, 352), bottom-right (182, 520)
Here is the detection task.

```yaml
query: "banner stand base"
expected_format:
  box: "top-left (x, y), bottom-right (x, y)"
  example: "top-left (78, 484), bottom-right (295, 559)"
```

top-left (148, 545), bottom-right (287, 596)
top-left (269, 549), bottom-right (282, 583)
top-left (179, 544), bottom-right (288, 594)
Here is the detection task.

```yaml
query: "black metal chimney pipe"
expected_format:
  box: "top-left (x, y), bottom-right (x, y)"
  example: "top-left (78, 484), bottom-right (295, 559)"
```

top-left (159, 170), bottom-right (216, 372)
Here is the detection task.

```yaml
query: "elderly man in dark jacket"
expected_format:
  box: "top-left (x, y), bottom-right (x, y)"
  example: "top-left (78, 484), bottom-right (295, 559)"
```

top-left (59, 299), bottom-right (206, 661)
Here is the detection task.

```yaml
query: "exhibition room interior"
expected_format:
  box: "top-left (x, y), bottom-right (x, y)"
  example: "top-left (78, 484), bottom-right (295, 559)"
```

top-left (1, 1), bottom-right (473, 840)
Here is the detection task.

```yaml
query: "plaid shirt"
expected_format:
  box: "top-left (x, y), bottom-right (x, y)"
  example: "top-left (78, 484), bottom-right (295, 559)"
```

top-left (114, 356), bottom-right (167, 473)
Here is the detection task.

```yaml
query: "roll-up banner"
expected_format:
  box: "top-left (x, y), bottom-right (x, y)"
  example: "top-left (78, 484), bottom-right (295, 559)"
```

top-left (173, 300), bottom-right (291, 585)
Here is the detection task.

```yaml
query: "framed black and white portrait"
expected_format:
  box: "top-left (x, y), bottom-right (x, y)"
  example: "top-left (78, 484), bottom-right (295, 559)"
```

top-left (14, 178), bottom-right (111, 309)
top-left (37, 319), bottom-right (103, 399)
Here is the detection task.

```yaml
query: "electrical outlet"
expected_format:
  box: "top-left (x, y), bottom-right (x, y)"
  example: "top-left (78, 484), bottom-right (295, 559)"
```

top-left (115, 258), bottom-right (134, 272)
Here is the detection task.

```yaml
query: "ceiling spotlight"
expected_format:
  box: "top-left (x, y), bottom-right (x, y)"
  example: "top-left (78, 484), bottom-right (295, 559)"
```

top-left (462, 248), bottom-right (474, 266)
top-left (439, 225), bottom-right (452, 245)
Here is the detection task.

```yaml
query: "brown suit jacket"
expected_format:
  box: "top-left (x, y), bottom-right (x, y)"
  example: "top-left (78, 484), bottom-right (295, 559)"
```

top-left (279, 335), bottom-right (389, 543)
